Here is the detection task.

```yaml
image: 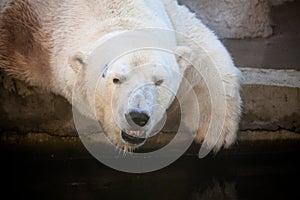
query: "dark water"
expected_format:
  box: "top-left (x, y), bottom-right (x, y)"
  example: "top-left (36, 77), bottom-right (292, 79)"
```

top-left (1, 144), bottom-right (300, 200)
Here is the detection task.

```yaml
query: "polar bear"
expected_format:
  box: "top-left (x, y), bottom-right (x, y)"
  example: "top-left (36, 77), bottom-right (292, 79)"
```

top-left (0, 0), bottom-right (242, 152)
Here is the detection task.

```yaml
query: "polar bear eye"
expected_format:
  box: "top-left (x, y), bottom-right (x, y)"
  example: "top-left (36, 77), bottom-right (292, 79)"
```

top-left (155, 80), bottom-right (164, 86)
top-left (113, 78), bottom-right (122, 85)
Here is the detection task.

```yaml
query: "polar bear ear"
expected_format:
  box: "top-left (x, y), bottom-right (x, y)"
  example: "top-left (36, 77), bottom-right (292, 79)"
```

top-left (68, 52), bottom-right (87, 73)
top-left (175, 46), bottom-right (192, 72)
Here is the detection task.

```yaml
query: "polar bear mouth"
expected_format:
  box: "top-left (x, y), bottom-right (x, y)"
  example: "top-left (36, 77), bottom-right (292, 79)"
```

top-left (121, 130), bottom-right (146, 146)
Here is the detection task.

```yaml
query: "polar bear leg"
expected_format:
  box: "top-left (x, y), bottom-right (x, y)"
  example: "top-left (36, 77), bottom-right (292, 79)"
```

top-left (165, 0), bottom-right (242, 152)
top-left (181, 61), bottom-right (242, 153)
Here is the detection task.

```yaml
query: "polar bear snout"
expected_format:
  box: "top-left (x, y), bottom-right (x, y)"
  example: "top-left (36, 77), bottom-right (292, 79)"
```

top-left (125, 109), bottom-right (150, 127)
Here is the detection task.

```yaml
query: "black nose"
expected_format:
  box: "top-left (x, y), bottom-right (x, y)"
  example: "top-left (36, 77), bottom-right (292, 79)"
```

top-left (125, 111), bottom-right (150, 127)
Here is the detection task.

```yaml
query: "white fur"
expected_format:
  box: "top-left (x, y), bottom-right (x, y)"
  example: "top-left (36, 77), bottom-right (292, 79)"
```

top-left (50, 0), bottom-right (241, 151)
top-left (2, 0), bottom-right (242, 152)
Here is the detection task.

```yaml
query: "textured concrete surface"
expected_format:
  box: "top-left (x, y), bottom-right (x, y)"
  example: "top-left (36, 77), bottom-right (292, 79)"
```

top-left (222, 1), bottom-right (300, 70)
top-left (177, 0), bottom-right (300, 70)
top-left (179, 0), bottom-right (272, 39)
top-left (239, 68), bottom-right (300, 132)
top-left (0, 72), bottom-right (75, 136)
top-left (241, 68), bottom-right (300, 88)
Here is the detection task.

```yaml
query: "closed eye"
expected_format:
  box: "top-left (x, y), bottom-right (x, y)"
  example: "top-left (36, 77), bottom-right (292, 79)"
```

top-left (155, 80), bottom-right (164, 86)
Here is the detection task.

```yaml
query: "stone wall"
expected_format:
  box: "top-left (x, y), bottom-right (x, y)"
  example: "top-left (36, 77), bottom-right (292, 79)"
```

top-left (178, 0), bottom-right (273, 38)
top-left (0, 72), bottom-right (75, 136)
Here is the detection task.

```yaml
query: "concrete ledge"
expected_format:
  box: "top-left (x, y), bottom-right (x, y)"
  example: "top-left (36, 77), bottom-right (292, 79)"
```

top-left (0, 67), bottom-right (299, 140)
top-left (241, 68), bottom-right (300, 88)
top-left (1, 130), bottom-right (300, 157)
top-left (240, 68), bottom-right (300, 132)
top-left (2, 130), bottom-right (300, 146)
top-left (0, 72), bottom-right (75, 136)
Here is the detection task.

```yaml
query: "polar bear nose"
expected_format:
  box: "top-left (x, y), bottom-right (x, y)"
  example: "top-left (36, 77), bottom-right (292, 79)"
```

top-left (125, 110), bottom-right (150, 127)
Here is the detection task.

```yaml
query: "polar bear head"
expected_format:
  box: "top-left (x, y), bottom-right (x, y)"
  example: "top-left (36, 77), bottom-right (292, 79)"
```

top-left (70, 41), bottom-right (190, 151)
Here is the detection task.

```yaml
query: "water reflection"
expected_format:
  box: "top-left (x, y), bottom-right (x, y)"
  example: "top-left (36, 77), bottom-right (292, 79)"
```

top-left (190, 180), bottom-right (237, 200)
top-left (1, 147), bottom-right (300, 199)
